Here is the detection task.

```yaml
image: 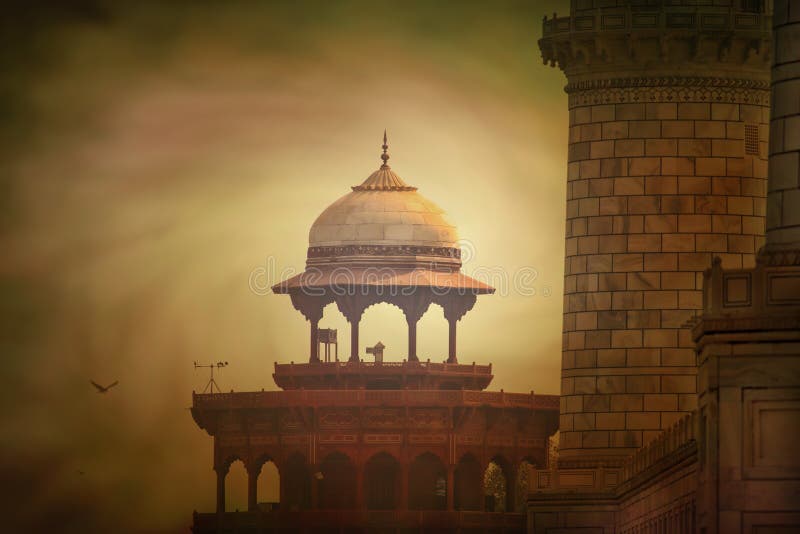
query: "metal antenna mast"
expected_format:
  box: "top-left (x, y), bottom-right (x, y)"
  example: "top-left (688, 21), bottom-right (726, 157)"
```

top-left (193, 361), bottom-right (228, 394)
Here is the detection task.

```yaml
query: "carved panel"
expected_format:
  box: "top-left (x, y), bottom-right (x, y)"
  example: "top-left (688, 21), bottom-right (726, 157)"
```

top-left (318, 408), bottom-right (358, 429)
top-left (364, 434), bottom-right (402, 445)
top-left (409, 408), bottom-right (448, 429)
top-left (281, 412), bottom-right (304, 431)
top-left (457, 434), bottom-right (483, 445)
top-left (744, 388), bottom-right (800, 479)
top-left (362, 408), bottom-right (403, 428)
top-left (318, 433), bottom-right (358, 444)
top-left (409, 434), bottom-right (447, 444)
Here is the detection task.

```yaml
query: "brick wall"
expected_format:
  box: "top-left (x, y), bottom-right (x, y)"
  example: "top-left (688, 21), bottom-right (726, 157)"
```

top-left (559, 93), bottom-right (770, 464)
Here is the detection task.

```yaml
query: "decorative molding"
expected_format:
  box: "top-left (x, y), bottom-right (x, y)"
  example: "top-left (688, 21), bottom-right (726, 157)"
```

top-left (757, 247), bottom-right (800, 266)
top-left (565, 76), bottom-right (769, 93)
top-left (568, 81), bottom-right (769, 108)
top-left (308, 244), bottom-right (461, 260)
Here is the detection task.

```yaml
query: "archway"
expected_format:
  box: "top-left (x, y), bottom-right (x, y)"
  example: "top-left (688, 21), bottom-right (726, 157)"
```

top-left (417, 302), bottom-right (447, 362)
top-left (225, 459), bottom-right (248, 512)
top-left (319, 301), bottom-right (348, 362)
top-left (360, 302), bottom-right (406, 362)
top-left (515, 459), bottom-right (535, 512)
top-left (255, 458), bottom-right (280, 511)
top-left (319, 451), bottom-right (356, 509)
top-left (454, 453), bottom-right (483, 510)
top-left (483, 457), bottom-right (511, 512)
top-left (364, 452), bottom-right (400, 510)
top-left (409, 452), bottom-right (446, 510)
top-left (281, 453), bottom-right (310, 511)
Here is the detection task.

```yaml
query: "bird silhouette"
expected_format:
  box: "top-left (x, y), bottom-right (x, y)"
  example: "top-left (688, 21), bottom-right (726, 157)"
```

top-left (90, 380), bottom-right (118, 393)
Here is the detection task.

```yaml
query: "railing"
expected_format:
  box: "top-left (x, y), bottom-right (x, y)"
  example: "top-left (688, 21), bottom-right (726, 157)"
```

top-left (621, 412), bottom-right (696, 482)
top-left (191, 510), bottom-right (525, 531)
top-left (193, 389), bottom-right (560, 411)
top-left (274, 360), bottom-right (493, 375)
top-left (542, 3), bottom-right (769, 38)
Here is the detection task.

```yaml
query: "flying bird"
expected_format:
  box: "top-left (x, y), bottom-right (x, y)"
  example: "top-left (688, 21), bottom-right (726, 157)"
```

top-left (90, 380), bottom-right (118, 393)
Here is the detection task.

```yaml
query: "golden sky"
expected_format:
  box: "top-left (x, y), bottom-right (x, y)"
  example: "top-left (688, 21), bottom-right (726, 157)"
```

top-left (0, 0), bottom-right (570, 531)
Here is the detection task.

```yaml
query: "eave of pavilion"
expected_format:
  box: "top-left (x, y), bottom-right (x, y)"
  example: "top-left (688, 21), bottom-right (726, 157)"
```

top-left (190, 388), bottom-right (560, 434)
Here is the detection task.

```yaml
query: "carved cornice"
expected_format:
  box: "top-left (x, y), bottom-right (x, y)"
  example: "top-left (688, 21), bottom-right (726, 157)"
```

top-left (565, 76), bottom-right (769, 93)
top-left (757, 246), bottom-right (800, 266)
top-left (567, 80), bottom-right (769, 108)
top-left (539, 8), bottom-right (771, 78)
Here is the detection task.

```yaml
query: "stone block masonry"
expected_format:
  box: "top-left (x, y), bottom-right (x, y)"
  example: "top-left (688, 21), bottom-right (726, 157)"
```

top-left (539, 0), bottom-right (772, 467)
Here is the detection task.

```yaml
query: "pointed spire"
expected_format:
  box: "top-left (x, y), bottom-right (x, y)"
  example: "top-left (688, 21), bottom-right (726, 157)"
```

top-left (352, 131), bottom-right (417, 192)
top-left (380, 130), bottom-right (390, 168)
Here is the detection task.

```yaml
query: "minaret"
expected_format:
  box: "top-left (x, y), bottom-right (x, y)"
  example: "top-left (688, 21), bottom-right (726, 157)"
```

top-left (539, 1), bottom-right (772, 467)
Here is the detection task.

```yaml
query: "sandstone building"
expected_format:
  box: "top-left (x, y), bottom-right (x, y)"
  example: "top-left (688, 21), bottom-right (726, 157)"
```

top-left (190, 139), bottom-right (560, 533)
top-left (528, 1), bottom-right (800, 532)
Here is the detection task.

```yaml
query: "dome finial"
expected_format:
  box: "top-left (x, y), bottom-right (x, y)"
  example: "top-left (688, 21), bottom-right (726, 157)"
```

top-left (380, 130), bottom-right (390, 168)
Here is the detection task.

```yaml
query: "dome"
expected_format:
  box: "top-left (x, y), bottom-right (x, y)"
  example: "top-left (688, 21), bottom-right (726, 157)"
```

top-left (307, 134), bottom-right (461, 270)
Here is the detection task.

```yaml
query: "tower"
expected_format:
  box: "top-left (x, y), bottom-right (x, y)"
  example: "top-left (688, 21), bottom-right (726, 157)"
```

top-left (539, 0), bottom-right (772, 467)
top-left (189, 137), bottom-right (560, 533)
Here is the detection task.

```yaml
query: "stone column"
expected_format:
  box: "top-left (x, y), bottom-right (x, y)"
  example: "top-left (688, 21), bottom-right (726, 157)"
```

top-left (289, 292), bottom-right (329, 363)
top-left (447, 317), bottom-right (457, 363)
top-left (247, 467), bottom-right (258, 511)
top-left (538, 3), bottom-right (771, 466)
top-left (439, 292), bottom-right (476, 365)
top-left (446, 464), bottom-right (455, 511)
top-left (310, 317), bottom-right (320, 363)
top-left (336, 294), bottom-right (371, 362)
top-left (407, 318), bottom-right (418, 362)
top-left (765, 0), bottom-right (800, 252)
top-left (399, 292), bottom-right (431, 362)
top-left (399, 462), bottom-right (409, 510)
top-left (349, 319), bottom-right (360, 362)
top-left (215, 467), bottom-right (227, 514)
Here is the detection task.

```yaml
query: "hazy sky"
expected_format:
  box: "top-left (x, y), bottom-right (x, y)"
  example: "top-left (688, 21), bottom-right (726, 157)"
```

top-left (1, 1), bottom-right (570, 531)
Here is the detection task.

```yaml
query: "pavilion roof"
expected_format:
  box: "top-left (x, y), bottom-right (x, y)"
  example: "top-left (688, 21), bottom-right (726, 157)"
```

top-left (272, 266), bottom-right (495, 294)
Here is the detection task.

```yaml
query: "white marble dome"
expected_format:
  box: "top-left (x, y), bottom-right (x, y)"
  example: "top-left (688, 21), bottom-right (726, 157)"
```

top-left (306, 139), bottom-right (461, 268)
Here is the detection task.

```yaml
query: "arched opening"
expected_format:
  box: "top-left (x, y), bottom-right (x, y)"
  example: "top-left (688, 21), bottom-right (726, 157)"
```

top-left (360, 302), bottom-right (406, 362)
top-left (417, 302), bottom-right (447, 361)
top-left (319, 302), bottom-right (348, 362)
top-left (409, 452), bottom-right (446, 510)
top-left (225, 459), bottom-right (248, 512)
top-left (454, 453), bottom-right (482, 511)
top-left (282, 453), bottom-right (310, 511)
top-left (319, 451), bottom-right (356, 509)
top-left (483, 456), bottom-right (511, 512)
top-left (515, 459), bottom-right (535, 513)
top-left (256, 458), bottom-right (280, 511)
top-left (364, 452), bottom-right (400, 510)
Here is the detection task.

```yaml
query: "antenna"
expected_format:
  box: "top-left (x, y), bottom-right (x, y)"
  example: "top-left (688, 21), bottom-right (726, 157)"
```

top-left (193, 361), bottom-right (228, 394)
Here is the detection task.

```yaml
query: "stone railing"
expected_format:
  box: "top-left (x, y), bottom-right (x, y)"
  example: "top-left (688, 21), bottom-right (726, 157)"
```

top-left (273, 360), bottom-right (493, 375)
top-left (193, 388), bottom-right (559, 411)
top-left (621, 412), bottom-right (696, 482)
top-left (542, 3), bottom-right (768, 39)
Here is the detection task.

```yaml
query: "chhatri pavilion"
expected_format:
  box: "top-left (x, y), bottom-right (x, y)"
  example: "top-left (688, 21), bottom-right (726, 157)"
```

top-left (190, 135), bottom-right (559, 533)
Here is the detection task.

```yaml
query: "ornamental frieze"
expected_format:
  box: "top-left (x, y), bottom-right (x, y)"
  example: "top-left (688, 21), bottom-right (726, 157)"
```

top-left (319, 408), bottom-right (358, 429)
top-left (409, 408), bottom-right (448, 428)
top-left (364, 434), bottom-right (403, 444)
top-left (567, 82), bottom-right (769, 109)
top-left (363, 408), bottom-right (403, 428)
top-left (307, 244), bottom-right (461, 260)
